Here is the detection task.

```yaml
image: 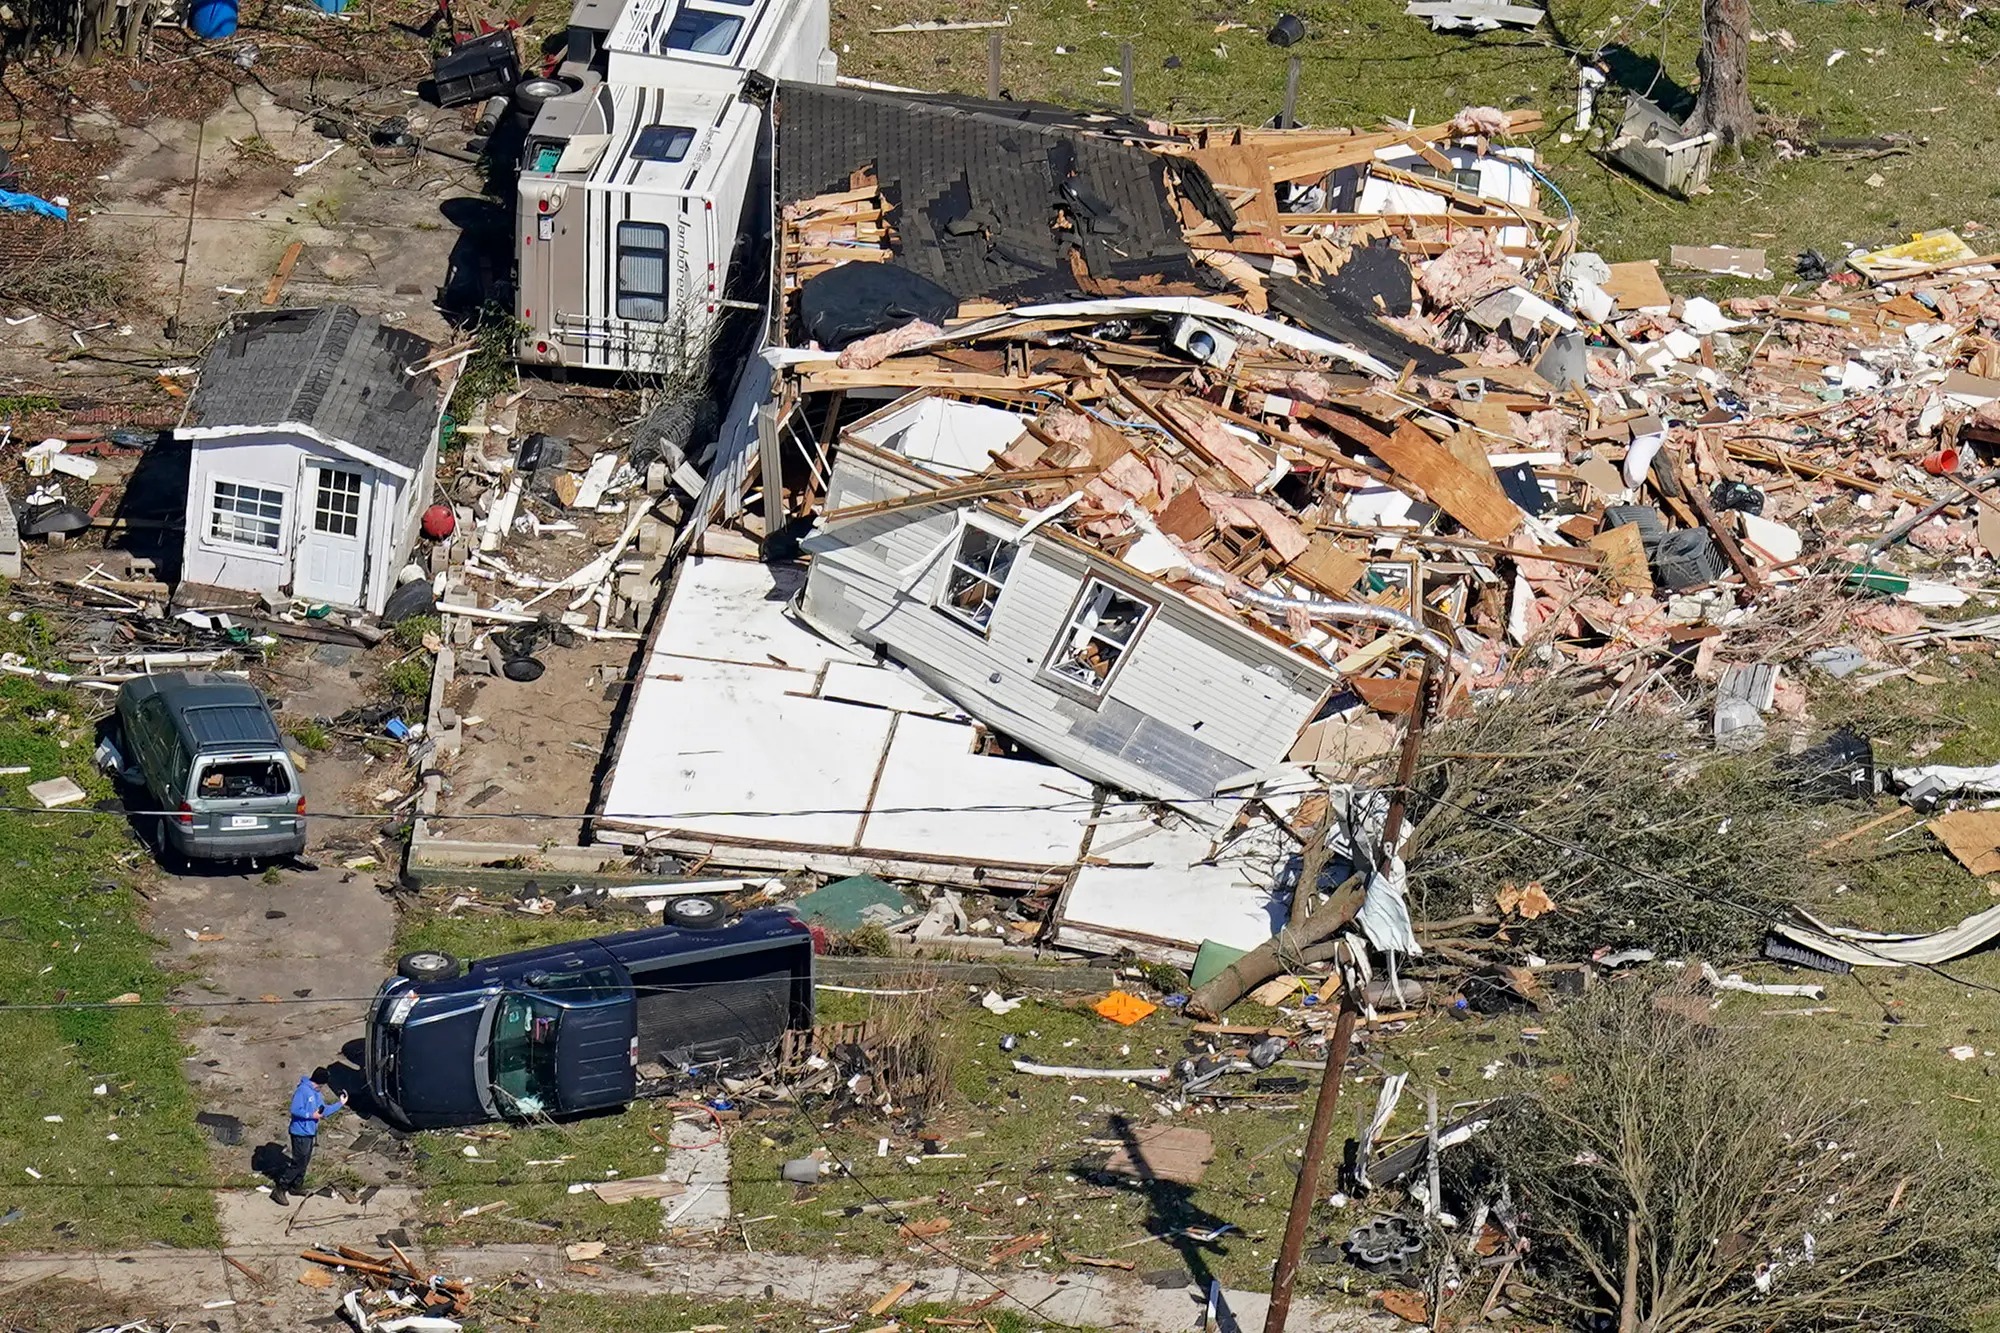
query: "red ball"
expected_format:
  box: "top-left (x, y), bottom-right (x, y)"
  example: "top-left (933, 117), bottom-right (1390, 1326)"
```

top-left (421, 503), bottom-right (456, 540)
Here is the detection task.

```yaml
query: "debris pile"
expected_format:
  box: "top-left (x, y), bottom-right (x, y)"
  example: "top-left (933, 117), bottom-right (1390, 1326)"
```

top-left (759, 96), bottom-right (2000, 720)
top-left (301, 1244), bottom-right (472, 1333)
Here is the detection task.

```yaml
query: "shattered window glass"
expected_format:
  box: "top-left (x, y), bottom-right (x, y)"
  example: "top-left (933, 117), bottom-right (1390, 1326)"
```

top-left (1046, 578), bottom-right (1152, 693)
top-left (490, 993), bottom-right (562, 1115)
top-left (937, 525), bottom-right (1017, 632)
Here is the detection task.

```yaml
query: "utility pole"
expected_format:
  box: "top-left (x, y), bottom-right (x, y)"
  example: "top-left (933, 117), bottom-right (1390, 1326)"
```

top-left (1264, 965), bottom-right (1358, 1333)
top-left (1264, 662), bottom-right (1434, 1332)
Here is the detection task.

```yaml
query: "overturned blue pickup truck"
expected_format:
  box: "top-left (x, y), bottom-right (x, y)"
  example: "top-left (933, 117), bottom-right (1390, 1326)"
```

top-left (365, 898), bottom-right (814, 1129)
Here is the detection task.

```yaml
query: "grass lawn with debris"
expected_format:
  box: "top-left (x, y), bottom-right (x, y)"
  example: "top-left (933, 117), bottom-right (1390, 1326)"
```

top-left (395, 891), bottom-right (1519, 1297)
top-left (837, 0), bottom-right (2000, 269)
top-left (0, 672), bottom-right (217, 1251)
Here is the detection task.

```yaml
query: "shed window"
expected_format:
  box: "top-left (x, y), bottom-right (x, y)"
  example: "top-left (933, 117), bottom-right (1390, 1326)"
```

top-left (1045, 578), bottom-right (1153, 695)
top-left (633, 124), bottom-right (695, 163)
top-left (616, 221), bottom-right (669, 321)
top-left (209, 480), bottom-right (285, 550)
top-left (936, 524), bottom-right (1016, 633)
top-left (312, 468), bottom-right (363, 537)
top-left (662, 6), bottom-right (742, 53)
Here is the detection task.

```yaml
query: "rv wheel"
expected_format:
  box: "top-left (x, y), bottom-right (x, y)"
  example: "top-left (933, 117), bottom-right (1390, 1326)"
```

top-left (397, 950), bottom-right (463, 983)
top-left (665, 895), bottom-right (727, 930)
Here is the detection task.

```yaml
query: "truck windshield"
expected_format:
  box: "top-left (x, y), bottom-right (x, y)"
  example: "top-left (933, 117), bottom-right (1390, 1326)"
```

top-left (489, 993), bottom-right (562, 1115)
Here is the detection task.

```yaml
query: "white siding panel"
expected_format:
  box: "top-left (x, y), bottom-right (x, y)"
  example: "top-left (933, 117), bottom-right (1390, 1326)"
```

top-left (1109, 602), bottom-right (1329, 760)
top-left (798, 456), bottom-right (1335, 800)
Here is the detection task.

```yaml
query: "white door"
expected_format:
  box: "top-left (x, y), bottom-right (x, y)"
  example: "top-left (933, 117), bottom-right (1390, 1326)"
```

top-left (293, 462), bottom-right (367, 606)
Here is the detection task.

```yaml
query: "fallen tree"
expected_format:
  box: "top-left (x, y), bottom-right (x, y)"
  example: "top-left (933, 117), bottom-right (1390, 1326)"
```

top-left (1478, 982), bottom-right (2000, 1332)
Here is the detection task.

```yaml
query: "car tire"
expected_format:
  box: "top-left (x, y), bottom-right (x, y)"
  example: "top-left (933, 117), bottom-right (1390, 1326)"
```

top-left (397, 950), bottom-right (463, 983)
top-left (664, 894), bottom-right (727, 930)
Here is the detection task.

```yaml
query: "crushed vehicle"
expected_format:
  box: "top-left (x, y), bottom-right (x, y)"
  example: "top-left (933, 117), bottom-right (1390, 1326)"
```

top-left (364, 897), bottom-right (813, 1128)
top-left (102, 671), bottom-right (307, 864)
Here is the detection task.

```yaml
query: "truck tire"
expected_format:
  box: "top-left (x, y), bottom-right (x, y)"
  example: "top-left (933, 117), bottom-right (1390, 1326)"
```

top-left (665, 895), bottom-right (727, 930)
top-left (397, 950), bottom-right (462, 983)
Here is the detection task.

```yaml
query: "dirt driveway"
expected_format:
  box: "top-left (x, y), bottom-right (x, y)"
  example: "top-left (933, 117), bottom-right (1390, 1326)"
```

top-left (148, 717), bottom-right (425, 1301)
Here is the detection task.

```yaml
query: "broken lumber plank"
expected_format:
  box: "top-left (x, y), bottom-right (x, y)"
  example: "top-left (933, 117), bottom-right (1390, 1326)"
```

top-left (818, 466), bottom-right (1098, 524)
top-left (586, 1176), bottom-right (688, 1204)
top-left (1063, 1253), bottom-right (1137, 1270)
top-left (795, 368), bottom-right (1066, 393)
top-left (223, 1254), bottom-right (268, 1285)
top-left (263, 241), bottom-right (304, 306)
top-left (1358, 420), bottom-right (1525, 542)
top-left (986, 1232), bottom-right (1052, 1266)
top-left (869, 1280), bottom-right (917, 1315)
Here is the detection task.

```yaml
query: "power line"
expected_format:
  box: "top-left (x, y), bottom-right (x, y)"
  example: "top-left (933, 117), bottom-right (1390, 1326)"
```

top-left (0, 973), bottom-right (851, 1012)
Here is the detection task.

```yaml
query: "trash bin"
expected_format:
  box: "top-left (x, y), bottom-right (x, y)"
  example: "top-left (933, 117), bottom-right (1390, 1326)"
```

top-left (188, 0), bottom-right (239, 38)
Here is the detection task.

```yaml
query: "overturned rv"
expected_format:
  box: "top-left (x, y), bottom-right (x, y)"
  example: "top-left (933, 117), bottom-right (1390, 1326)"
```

top-left (514, 0), bottom-right (835, 373)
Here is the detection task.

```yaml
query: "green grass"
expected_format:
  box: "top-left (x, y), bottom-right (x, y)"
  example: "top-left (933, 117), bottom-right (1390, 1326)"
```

top-left (285, 717), bottom-right (332, 752)
top-left (382, 654), bottom-right (434, 703)
top-left (838, 0), bottom-right (2000, 267)
top-left (393, 615), bottom-right (442, 652)
top-left (0, 677), bottom-right (217, 1251)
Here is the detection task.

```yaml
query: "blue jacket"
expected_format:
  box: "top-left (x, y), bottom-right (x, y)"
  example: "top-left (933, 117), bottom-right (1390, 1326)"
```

top-left (288, 1078), bottom-right (343, 1137)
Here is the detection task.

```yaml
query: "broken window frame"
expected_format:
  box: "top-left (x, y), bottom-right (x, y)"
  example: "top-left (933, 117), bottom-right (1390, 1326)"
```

top-left (615, 222), bottom-right (670, 322)
top-left (934, 517), bottom-right (1019, 634)
top-left (208, 479), bottom-right (287, 552)
top-left (1042, 575), bottom-right (1155, 699)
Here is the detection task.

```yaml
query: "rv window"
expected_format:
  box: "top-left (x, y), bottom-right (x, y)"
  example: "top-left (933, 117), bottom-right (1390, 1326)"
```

top-left (633, 125), bottom-right (695, 163)
top-left (209, 480), bottom-right (285, 551)
top-left (936, 524), bottom-right (1017, 633)
top-left (1044, 578), bottom-right (1153, 695)
top-left (661, 6), bottom-right (742, 53)
top-left (615, 222), bottom-right (670, 322)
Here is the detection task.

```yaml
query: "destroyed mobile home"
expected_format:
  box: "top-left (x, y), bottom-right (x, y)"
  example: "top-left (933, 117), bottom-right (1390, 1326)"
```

top-left (488, 84), bottom-right (2000, 968)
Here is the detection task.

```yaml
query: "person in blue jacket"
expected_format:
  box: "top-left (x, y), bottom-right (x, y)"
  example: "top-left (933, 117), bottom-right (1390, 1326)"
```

top-left (275, 1068), bottom-right (347, 1205)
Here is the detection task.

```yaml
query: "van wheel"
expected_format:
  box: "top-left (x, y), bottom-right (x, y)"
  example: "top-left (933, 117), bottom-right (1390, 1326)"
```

top-left (148, 817), bottom-right (185, 875)
top-left (665, 895), bottom-right (727, 930)
top-left (397, 950), bottom-right (462, 983)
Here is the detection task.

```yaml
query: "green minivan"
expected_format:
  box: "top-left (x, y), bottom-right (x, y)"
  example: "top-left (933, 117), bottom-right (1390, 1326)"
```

top-left (107, 672), bottom-right (307, 863)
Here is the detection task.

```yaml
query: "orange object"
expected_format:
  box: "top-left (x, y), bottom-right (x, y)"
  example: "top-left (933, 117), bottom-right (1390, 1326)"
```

top-left (1923, 447), bottom-right (1962, 476)
top-left (1093, 990), bottom-right (1158, 1026)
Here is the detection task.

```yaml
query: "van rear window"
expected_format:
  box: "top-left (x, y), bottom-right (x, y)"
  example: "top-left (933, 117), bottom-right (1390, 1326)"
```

top-left (198, 760), bottom-right (293, 800)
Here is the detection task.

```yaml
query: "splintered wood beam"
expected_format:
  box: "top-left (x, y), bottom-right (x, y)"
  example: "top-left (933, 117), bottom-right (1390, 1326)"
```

top-left (817, 466), bottom-right (1098, 524)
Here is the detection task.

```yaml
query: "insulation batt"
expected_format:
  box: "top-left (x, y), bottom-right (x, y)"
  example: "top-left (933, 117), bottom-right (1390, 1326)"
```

top-left (835, 319), bottom-right (945, 370)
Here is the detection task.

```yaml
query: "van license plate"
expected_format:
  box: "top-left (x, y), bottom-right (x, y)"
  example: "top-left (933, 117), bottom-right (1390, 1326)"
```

top-left (227, 816), bottom-right (262, 829)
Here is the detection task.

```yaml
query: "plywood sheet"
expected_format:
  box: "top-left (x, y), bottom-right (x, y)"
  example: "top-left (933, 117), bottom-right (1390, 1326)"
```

top-left (1931, 810), bottom-right (2000, 877)
top-left (1368, 422), bottom-right (1524, 542)
top-left (1601, 260), bottom-right (1671, 311)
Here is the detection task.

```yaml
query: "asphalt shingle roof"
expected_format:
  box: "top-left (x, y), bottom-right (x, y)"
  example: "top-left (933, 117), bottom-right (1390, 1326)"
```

top-left (186, 306), bottom-right (440, 470)
top-left (776, 83), bottom-right (1202, 304)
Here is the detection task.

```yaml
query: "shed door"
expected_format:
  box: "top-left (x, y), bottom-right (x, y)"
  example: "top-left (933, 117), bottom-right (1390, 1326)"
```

top-left (293, 463), bottom-right (367, 607)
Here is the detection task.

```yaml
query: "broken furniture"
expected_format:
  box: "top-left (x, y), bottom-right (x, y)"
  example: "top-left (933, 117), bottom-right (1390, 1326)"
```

top-left (1604, 95), bottom-right (1718, 198)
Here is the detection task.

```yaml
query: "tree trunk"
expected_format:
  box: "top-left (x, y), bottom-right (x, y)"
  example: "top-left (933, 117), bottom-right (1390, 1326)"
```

top-left (1689, 0), bottom-right (1756, 145)
top-left (1619, 1212), bottom-right (1642, 1333)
